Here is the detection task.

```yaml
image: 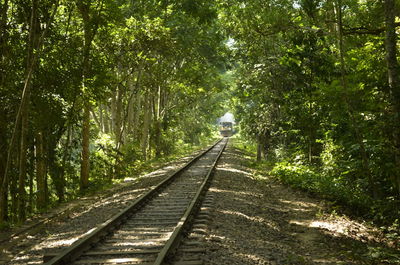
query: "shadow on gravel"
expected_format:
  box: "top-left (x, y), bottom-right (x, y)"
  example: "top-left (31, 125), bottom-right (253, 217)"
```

top-left (205, 143), bottom-right (397, 265)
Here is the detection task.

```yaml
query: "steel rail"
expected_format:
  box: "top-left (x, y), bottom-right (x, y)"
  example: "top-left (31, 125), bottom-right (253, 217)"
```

top-left (154, 138), bottom-right (227, 264)
top-left (43, 138), bottom-right (223, 265)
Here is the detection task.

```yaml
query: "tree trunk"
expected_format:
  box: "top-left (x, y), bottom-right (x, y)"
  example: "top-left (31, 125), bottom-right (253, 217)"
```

top-left (0, 111), bottom-right (8, 222)
top-left (0, 0), bottom-right (9, 86)
top-left (133, 93), bottom-right (141, 141)
top-left (256, 139), bottom-right (262, 162)
top-left (154, 86), bottom-right (162, 157)
top-left (111, 90), bottom-right (117, 136)
top-left (17, 87), bottom-right (29, 222)
top-left (28, 143), bottom-right (34, 213)
top-left (1, 0), bottom-right (39, 222)
top-left (10, 166), bottom-right (17, 222)
top-left (384, 0), bottom-right (400, 194)
top-left (99, 104), bottom-right (104, 133)
top-left (48, 137), bottom-right (65, 202)
top-left (0, 0), bottom-right (9, 221)
top-left (60, 125), bottom-right (72, 201)
top-left (80, 102), bottom-right (90, 190)
top-left (90, 109), bottom-right (101, 129)
top-left (102, 104), bottom-right (110, 134)
top-left (133, 69), bottom-right (142, 141)
top-left (256, 133), bottom-right (269, 162)
top-left (77, 0), bottom-right (101, 191)
top-left (126, 78), bottom-right (135, 140)
top-left (36, 130), bottom-right (46, 210)
top-left (114, 85), bottom-right (123, 145)
top-left (141, 92), bottom-right (151, 160)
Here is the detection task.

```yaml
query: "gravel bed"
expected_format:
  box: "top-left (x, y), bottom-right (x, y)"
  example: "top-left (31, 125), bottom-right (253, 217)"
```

top-left (203, 140), bottom-right (395, 265)
top-left (1, 149), bottom-right (204, 265)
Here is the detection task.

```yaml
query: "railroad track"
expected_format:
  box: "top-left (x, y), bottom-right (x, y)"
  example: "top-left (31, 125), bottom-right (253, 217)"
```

top-left (43, 138), bottom-right (227, 265)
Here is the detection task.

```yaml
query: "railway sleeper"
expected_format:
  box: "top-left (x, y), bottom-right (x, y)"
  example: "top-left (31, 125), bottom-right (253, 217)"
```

top-left (73, 256), bottom-right (156, 264)
top-left (42, 139), bottom-right (227, 265)
top-left (44, 249), bottom-right (160, 263)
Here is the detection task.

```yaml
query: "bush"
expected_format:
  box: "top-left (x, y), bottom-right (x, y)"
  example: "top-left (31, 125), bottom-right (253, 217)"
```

top-left (271, 161), bottom-right (373, 217)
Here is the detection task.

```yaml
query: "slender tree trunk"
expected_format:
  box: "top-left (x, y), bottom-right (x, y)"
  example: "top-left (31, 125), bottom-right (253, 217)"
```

top-left (133, 94), bottom-right (141, 141)
top-left (154, 86), bottom-right (162, 157)
top-left (256, 133), bottom-right (269, 162)
top-left (60, 125), bottom-right (72, 200)
top-left (28, 143), bottom-right (34, 213)
top-left (0, 0), bottom-right (9, 221)
top-left (308, 80), bottom-right (314, 164)
top-left (115, 85), bottom-right (123, 145)
top-left (1, 0), bottom-right (39, 222)
top-left (48, 136), bottom-right (65, 202)
top-left (90, 109), bottom-right (101, 129)
top-left (256, 135), bottom-right (262, 162)
top-left (0, 111), bottom-right (7, 222)
top-left (10, 167), bottom-right (17, 222)
top-left (99, 105), bottom-right (104, 133)
top-left (141, 92), bottom-right (151, 160)
top-left (133, 69), bottom-right (142, 141)
top-left (77, 0), bottom-right (102, 190)
top-left (0, 0), bottom-right (9, 86)
top-left (80, 102), bottom-right (90, 190)
top-left (111, 90), bottom-right (117, 136)
top-left (36, 130), bottom-right (46, 210)
top-left (17, 88), bottom-right (29, 222)
top-left (103, 104), bottom-right (110, 134)
top-left (126, 78), bottom-right (135, 140)
top-left (384, 0), bottom-right (400, 194)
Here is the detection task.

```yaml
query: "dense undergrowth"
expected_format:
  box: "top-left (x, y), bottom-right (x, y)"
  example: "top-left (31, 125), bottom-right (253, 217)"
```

top-left (81, 134), bottom-right (218, 194)
top-left (0, 134), bottom-right (218, 231)
top-left (231, 136), bottom-right (400, 249)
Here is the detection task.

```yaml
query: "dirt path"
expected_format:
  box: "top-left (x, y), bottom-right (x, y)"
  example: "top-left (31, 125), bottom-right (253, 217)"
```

top-left (204, 139), bottom-right (398, 264)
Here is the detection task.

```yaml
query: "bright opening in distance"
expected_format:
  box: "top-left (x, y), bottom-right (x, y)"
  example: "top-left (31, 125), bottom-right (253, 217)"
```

top-left (219, 112), bottom-right (235, 124)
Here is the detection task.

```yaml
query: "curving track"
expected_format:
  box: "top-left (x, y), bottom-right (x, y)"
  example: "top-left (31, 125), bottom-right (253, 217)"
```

top-left (44, 138), bottom-right (227, 265)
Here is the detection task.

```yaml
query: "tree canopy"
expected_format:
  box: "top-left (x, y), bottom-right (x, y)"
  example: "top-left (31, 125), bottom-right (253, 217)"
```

top-left (1, 0), bottom-right (400, 229)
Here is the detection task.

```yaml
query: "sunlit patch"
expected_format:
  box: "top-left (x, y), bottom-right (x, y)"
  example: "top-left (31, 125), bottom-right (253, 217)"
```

top-left (220, 209), bottom-right (263, 222)
top-left (310, 220), bottom-right (345, 233)
top-left (103, 257), bottom-right (148, 263)
top-left (209, 188), bottom-right (258, 197)
top-left (218, 167), bottom-right (252, 176)
top-left (290, 220), bottom-right (309, 226)
top-left (112, 240), bottom-right (165, 246)
top-left (219, 209), bottom-right (280, 231)
top-left (235, 252), bottom-right (268, 263)
top-left (291, 217), bottom-right (371, 241)
top-left (14, 255), bottom-right (30, 261)
top-left (209, 234), bottom-right (226, 241)
top-left (41, 237), bottom-right (80, 248)
top-left (123, 177), bottom-right (136, 182)
top-left (279, 199), bottom-right (317, 212)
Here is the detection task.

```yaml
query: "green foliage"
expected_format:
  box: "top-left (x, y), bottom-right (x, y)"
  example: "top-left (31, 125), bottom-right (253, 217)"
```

top-left (221, 0), bottom-right (400, 227)
top-left (271, 162), bottom-right (371, 212)
top-left (0, 0), bottom-right (229, 225)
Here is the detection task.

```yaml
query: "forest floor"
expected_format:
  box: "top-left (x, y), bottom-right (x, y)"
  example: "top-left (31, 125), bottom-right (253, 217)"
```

top-left (1, 139), bottom-right (399, 264)
top-left (203, 139), bottom-right (400, 264)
